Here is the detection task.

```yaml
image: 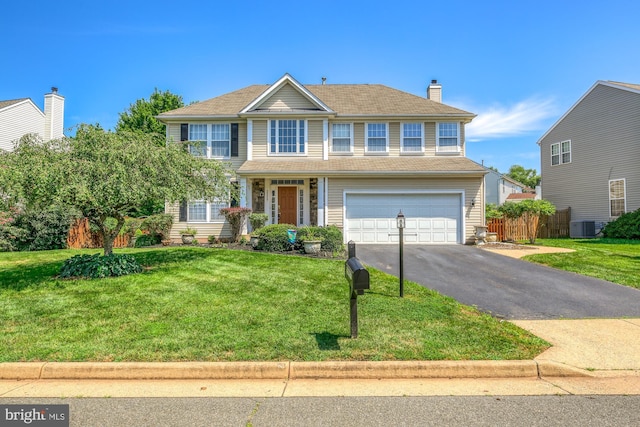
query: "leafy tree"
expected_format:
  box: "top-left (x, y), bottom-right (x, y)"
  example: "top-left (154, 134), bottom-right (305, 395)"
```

top-left (500, 199), bottom-right (556, 244)
top-left (116, 88), bottom-right (184, 140)
top-left (5, 126), bottom-right (233, 256)
top-left (506, 165), bottom-right (541, 189)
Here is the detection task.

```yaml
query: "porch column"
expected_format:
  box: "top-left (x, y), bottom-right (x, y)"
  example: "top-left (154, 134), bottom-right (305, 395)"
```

top-left (240, 177), bottom-right (248, 234)
top-left (317, 177), bottom-right (326, 226)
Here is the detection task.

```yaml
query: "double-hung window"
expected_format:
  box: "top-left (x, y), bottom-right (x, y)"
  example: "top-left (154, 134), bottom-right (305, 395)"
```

top-left (331, 123), bottom-right (353, 153)
top-left (551, 140), bottom-right (571, 166)
top-left (436, 122), bottom-right (460, 153)
top-left (366, 123), bottom-right (388, 153)
top-left (189, 124), bottom-right (208, 157)
top-left (609, 179), bottom-right (626, 217)
top-left (188, 124), bottom-right (231, 159)
top-left (270, 119), bottom-right (306, 154)
top-left (188, 199), bottom-right (230, 222)
top-left (401, 123), bottom-right (424, 153)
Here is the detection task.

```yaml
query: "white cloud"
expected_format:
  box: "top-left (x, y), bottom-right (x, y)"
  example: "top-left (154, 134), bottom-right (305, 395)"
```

top-left (464, 98), bottom-right (558, 141)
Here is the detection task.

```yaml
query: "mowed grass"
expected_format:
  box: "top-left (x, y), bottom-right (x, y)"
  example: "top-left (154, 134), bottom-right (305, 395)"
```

top-left (0, 247), bottom-right (547, 362)
top-left (524, 238), bottom-right (640, 290)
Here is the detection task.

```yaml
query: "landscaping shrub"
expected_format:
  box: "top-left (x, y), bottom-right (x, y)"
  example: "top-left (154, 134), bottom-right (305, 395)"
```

top-left (59, 253), bottom-right (142, 278)
top-left (296, 225), bottom-right (344, 252)
top-left (602, 209), bottom-right (640, 239)
top-left (134, 233), bottom-right (161, 247)
top-left (0, 206), bottom-right (26, 252)
top-left (140, 214), bottom-right (173, 240)
top-left (255, 224), bottom-right (297, 252)
top-left (220, 207), bottom-right (252, 242)
top-left (248, 213), bottom-right (269, 232)
top-left (14, 206), bottom-right (78, 251)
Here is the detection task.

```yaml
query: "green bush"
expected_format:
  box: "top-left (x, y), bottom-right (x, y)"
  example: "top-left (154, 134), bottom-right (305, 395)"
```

top-left (296, 225), bottom-right (344, 252)
top-left (140, 214), bottom-right (173, 240)
top-left (134, 234), bottom-right (161, 247)
top-left (248, 213), bottom-right (269, 232)
top-left (59, 253), bottom-right (142, 278)
top-left (602, 209), bottom-right (640, 239)
top-left (0, 206), bottom-right (26, 252)
top-left (255, 224), bottom-right (297, 252)
top-left (15, 206), bottom-right (78, 251)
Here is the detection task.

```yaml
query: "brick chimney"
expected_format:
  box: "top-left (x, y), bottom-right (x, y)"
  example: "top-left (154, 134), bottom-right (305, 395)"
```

top-left (44, 87), bottom-right (65, 141)
top-left (427, 79), bottom-right (442, 103)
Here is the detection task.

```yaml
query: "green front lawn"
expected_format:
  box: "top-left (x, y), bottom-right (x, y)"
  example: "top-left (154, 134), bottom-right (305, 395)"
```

top-left (0, 247), bottom-right (547, 362)
top-left (525, 238), bottom-right (640, 289)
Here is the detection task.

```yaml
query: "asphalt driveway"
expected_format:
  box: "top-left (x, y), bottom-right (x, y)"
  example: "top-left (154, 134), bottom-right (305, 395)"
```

top-left (356, 244), bottom-right (640, 320)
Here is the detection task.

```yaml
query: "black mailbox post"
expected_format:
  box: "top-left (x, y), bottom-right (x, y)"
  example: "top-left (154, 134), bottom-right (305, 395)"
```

top-left (345, 256), bottom-right (370, 338)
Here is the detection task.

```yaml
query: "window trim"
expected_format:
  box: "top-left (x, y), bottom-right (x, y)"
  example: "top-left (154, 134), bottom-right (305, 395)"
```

top-left (551, 140), bottom-right (571, 166)
top-left (400, 122), bottom-right (425, 154)
top-left (268, 119), bottom-right (308, 156)
top-left (188, 123), bottom-right (231, 160)
top-left (330, 122), bottom-right (354, 154)
top-left (365, 122), bottom-right (389, 154)
top-left (609, 178), bottom-right (626, 218)
top-left (187, 198), bottom-right (230, 223)
top-left (436, 122), bottom-right (461, 154)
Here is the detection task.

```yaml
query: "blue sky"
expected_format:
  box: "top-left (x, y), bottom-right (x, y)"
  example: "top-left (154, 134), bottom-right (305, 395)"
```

top-left (2, 0), bottom-right (639, 173)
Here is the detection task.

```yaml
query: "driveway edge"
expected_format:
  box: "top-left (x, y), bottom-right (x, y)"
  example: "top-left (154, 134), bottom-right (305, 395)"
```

top-left (0, 360), bottom-right (590, 380)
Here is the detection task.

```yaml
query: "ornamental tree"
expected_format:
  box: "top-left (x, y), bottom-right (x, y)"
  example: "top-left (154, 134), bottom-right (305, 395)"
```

top-left (5, 126), bottom-right (233, 256)
top-left (116, 88), bottom-right (184, 141)
top-left (500, 199), bottom-right (556, 244)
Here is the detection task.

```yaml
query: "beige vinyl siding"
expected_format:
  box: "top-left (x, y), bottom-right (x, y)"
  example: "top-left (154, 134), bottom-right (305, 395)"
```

top-left (424, 122), bottom-right (436, 156)
top-left (0, 101), bottom-right (45, 151)
top-left (257, 83), bottom-right (318, 111)
top-left (327, 177), bottom-right (483, 244)
top-left (252, 120), bottom-right (268, 160)
top-left (166, 202), bottom-right (232, 242)
top-left (540, 84), bottom-right (640, 222)
top-left (353, 123), bottom-right (365, 156)
top-left (307, 120), bottom-right (324, 158)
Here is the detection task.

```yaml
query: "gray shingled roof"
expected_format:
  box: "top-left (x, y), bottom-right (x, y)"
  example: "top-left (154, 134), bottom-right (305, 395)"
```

top-left (238, 157), bottom-right (486, 176)
top-left (158, 83), bottom-right (473, 118)
top-left (0, 98), bottom-right (28, 111)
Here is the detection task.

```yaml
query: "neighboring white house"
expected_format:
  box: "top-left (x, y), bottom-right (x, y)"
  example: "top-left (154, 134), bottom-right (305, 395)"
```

top-left (484, 167), bottom-right (527, 205)
top-left (0, 87), bottom-right (65, 151)
top-left (158, 74), bottom-right (487, 245)
top-left (537, 80), bottom-right (640, 237)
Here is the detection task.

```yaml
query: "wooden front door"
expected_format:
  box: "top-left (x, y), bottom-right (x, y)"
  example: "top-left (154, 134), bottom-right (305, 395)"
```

top-left (278, 187), bottom-right (297, 225)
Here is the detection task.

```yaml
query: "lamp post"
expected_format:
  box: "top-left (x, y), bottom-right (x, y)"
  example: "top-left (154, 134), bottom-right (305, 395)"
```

top-left (396, 210), bottom-right (405, 297)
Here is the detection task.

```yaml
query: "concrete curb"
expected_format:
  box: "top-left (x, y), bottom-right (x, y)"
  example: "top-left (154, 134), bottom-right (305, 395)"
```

top-left (0, 360), bottom-right (592, 380)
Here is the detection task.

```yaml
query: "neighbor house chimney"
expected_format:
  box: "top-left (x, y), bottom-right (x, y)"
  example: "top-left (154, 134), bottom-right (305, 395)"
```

top-left (44, 87), bottom-right (65, 141)
top-left (427, 79), bottom-right (442, 103)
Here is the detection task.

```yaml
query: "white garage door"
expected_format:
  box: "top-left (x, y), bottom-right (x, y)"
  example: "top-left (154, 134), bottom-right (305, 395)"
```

top-left (345, 193), bottom-right (461, 244)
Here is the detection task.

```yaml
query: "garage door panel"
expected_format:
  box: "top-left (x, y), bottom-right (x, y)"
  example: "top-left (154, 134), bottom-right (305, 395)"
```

top-left (346, 193), bottom-right (461, 244)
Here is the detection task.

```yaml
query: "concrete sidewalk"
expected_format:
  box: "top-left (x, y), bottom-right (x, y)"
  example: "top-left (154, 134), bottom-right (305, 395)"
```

top-left (1, 319), bottom-right (638, 397)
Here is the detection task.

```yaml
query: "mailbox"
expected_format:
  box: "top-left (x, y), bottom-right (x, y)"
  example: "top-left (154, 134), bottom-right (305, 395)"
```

top-left (345, 257), bottom-right (370, 294)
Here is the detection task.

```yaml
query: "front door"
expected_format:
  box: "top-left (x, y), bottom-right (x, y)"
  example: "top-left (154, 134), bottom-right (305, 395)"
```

top-left (278, 187), bottom-right (297, 225)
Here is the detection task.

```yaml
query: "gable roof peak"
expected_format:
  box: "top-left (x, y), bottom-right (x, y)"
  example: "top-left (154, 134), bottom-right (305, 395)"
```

top-left (240, 73), bottom-right (334, 114)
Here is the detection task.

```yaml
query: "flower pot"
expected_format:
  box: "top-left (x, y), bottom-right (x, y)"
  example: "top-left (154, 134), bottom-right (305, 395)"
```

top-left (181, 234), bottom-right (195, 245)
top-left (161, 239), bottom-right (172, 246)
top-left (303, 240), bottom-right (322, 254)
top-left (250, 236), bottom-right (260, 249)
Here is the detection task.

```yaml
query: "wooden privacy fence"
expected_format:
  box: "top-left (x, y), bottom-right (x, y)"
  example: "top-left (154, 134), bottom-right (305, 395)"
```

top-left (67, 218), bottom-right (130, 249)
top-left (487, 208), bottom-right (571, 242)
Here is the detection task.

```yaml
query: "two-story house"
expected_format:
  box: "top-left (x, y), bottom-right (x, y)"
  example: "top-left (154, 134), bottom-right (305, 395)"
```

top-left (0, 87), bottom-right (65, 151)
top-left (158, 74), bottom-right (486, 245)
top-left (484, 168), bottom-right (527, 206)
top-left (537, 81), bottom-right (640, 236)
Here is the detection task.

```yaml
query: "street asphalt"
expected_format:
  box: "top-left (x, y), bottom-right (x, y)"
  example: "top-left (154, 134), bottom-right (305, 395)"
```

top-left (356, 244), bottom-right (640, 319)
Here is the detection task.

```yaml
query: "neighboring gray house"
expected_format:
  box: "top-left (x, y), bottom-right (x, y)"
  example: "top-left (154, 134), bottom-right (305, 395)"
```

top-left (158, 74), bottom-right (487, 245)
top-left (0, 87), bottom-right (65, 151)
top-left (537, 80), bottom-right (640, 236)
top-left (484, 167), bottom-right (527, 205)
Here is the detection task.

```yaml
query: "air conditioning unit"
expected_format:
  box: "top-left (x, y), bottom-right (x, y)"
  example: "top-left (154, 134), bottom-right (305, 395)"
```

top-left (570, 221), bottom-right (596, 238)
